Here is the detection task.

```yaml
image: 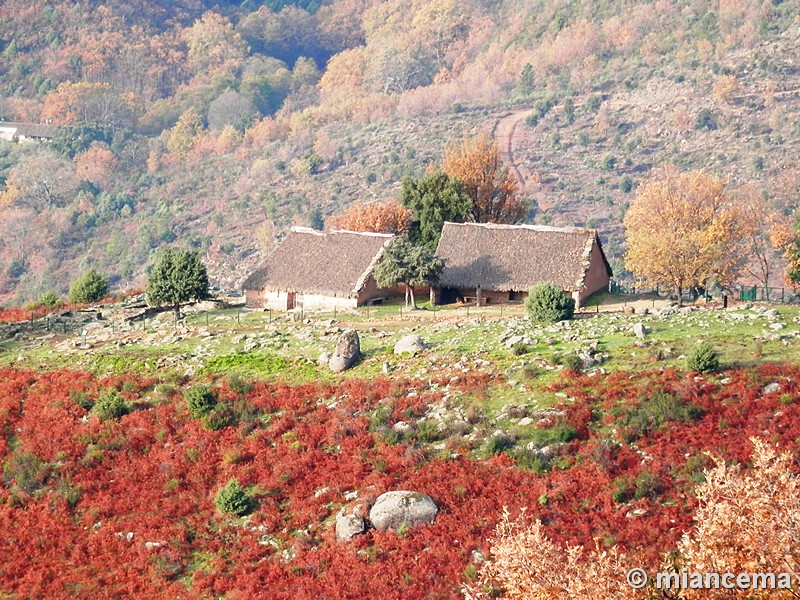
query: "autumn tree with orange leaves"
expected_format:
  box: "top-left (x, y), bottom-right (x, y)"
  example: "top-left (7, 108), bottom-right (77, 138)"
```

top-left (325, 200), bottom-right (412, 234)
top-left (624, 168), bottom-right (744, 303)
top-left (441, 133), bottom-right (528, 224)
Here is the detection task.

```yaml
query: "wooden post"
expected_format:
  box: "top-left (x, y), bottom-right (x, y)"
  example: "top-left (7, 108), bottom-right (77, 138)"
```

top-left (476, 286), bottom-right (483, 307)
top-left (206, 312), bottom-right (209, 327)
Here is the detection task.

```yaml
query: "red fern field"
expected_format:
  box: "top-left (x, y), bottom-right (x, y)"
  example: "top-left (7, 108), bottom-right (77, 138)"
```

top-left (1, 365), bottom-right (799, 598)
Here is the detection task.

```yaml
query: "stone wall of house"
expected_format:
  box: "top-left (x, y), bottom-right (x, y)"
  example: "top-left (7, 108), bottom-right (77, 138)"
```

top-left (299, 293), bottom-right (359, 310)
top-left (578, 239), bottom-right (612, 306)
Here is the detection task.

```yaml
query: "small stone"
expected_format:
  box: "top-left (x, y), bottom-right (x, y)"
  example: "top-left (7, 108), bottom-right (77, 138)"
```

top-left (632, 322), bottom-right (647, 339)
top-left (394, 334), bottom-right (427, 355)
top-left (336, 513), bottom-right (366, 541)
top-left (763, 382), bottom-right (781, 395)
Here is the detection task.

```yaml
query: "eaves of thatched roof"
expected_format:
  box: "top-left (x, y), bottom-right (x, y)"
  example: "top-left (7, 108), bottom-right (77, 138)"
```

top-left (242, 227), bottom-right (394, 297)
top-left (0, 121), bottom-right (58, 138)
top-left (435, 222), bottom-right (612, 292)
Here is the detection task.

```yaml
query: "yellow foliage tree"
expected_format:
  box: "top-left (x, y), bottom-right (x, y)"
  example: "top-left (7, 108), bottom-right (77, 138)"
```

top-left (166, 107), bottom-right (204, 159)
top-left (441, 132), bottom-right (527, 224)
top-left (325, 200), bottom-right (412, 234)
top-left (624, 167), bottom-right (743, 303)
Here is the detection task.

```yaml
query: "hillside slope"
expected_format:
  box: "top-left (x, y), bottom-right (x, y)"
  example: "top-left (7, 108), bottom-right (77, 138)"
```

top-left (0, 1), bottom-right (798, 302)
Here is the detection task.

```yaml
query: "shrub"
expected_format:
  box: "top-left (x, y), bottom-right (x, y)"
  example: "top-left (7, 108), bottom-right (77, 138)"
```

top-left (214, 479), bottom-right (254, 516)
top-left (92, 390), bottom-right (127, 420)
top-left (510, 341), bottom-right (529, 356)
top-left (600, 154), bottom-right (617, 171)
top-left (69, 269), bottom-right (109, 304)
top-left (687, 342), bottom-right (719, 373)
top-left (37, 291), bottom-right (61, 308)
top-left (696, 108), bottom-right (717, 130)
top-left (619, 175), bottom-right (634, 193)
top-left (185, 384), bottom-right (217, 418)
top-left (561, 353), bottom-right (583, 373)
top-left (525, 282), bottom-right (575, 322)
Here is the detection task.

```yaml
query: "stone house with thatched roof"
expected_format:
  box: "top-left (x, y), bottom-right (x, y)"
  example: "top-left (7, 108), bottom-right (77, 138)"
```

top-left (433, 222), bottom-right (612, 308)
top-left (242, 227), bottom-right (395, 310)
top-left (0, 122), bottom-right (57, 143)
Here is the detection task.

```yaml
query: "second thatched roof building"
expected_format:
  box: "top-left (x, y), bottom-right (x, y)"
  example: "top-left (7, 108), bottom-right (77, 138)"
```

top-left (433, 222), bottom-right (612, 307)
top-left (242, 227), bottom-right (395, 310)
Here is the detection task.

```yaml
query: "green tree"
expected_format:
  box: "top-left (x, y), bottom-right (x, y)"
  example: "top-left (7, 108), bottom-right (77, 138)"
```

top-left (373, 236), bottom-right (444, 309)
top-left (399, 171), bottom-right (472, 249)
top-left (185, 384), bottom-right (217, 419)
top-left (214, 479), bottom-right (255, 516)
top-left (525, 282), bottom-right (575, 322)
top-left (69, 269), bottom-right (109, 304)
top-left (92, 390), bottom-right (127, 421)
top-left (146, 248), bottom-right (209, 319)
top-left (518, 63), bottom-right (535, 96)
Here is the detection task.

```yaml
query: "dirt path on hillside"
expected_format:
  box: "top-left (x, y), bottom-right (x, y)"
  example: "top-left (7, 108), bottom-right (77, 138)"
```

top-left (492, 109), bottom-right (531, 192)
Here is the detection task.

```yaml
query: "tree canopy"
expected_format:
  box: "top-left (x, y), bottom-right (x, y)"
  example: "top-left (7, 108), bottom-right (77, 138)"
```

top-left (146, 247), bottom-right (209, 317)
top-left (373, 236), bottom-right (444, 308)
top-left (399, 171), bottom-right (472, 249)
top-left (441, 133), bottom-right (528, 224)
top-left (623, 167), bottom-right (743, 303)
top-left (325, 199), bottom-right (411, 234)
top-left (68, 268), bottom-right (110, 304)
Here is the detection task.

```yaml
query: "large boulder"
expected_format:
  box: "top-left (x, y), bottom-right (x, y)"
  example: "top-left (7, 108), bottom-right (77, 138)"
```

top-left (329, 329), bottom-right (360, 372)
top-left (369, 491), bottom-right (438, 532)
top-left (632, 322), bottom-right (647, 339)
top-left (394, 334), bottom-right (427, 355)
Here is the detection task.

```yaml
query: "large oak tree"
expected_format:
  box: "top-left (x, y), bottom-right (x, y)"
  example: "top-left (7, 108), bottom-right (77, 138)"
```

top-left (624, 167), bottom-right (743, 303)
top-left (441, 132), bottom-right (528, 224)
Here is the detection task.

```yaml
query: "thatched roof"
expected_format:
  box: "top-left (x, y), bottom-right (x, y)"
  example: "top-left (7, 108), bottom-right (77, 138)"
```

top-left (0, 122), bottom-right (58, 139)
top-left (243, 227), bottom-right (394, 297)
top-left (435, 222), bottom-right (612, 292)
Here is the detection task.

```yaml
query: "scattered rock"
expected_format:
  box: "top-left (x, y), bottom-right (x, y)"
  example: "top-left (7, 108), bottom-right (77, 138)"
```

top-left (329, 329), bottom-right (360, 372)
top-left (393, 421), bottom-right (412, 435)
top-left (394, 334), bottom-right (427, 355)
top-left (336, 512), bottom-right (366, 541)
top-left (504, 335), bottom-right (525, 348)
top-left (369, 491), bottom-right (438, 532)
top-left (770, 323), bottom-right (785, 331)
top-left (764, 309), bottom-right (779, 320)
top-left (763, 382), bottom-right (781, 395)
top-left (632, 322), bottom-right (647, 339)
top-left (318, 352), bottom-right (330, 366)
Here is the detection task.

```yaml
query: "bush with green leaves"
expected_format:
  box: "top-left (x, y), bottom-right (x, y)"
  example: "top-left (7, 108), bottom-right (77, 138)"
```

top-left (214, 479), bottom-right (254, 516)
top-left (92, 390), bottom-right (127, 420)
top-left (185, 384), bottom-right (217, 418)
top-left (687, 342), bottom-right (720, 373)
top-left (525, 282), bottom-right (575, 322)
top-left (561, 353), bottom-right (583, 373)
top-left (69, 269), bottom-right (109, 304)
top-left (37, 291), bottom-right (62, 308)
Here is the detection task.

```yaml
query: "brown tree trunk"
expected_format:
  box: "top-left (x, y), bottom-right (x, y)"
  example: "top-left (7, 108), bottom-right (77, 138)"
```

top-left (407, 284), bottom-right (417, 309)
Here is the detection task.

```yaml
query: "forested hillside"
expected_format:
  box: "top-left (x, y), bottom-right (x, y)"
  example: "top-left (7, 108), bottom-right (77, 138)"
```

top-left (0, 0), bottom-right (798, 302)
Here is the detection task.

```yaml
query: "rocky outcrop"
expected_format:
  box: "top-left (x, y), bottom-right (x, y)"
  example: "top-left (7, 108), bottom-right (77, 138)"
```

top-left (393, 334), bottom-right (427, 355)
top-left (369, 491), bottom-right (438, 532)
top-left (329, 329), bottom-right (360, 372)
